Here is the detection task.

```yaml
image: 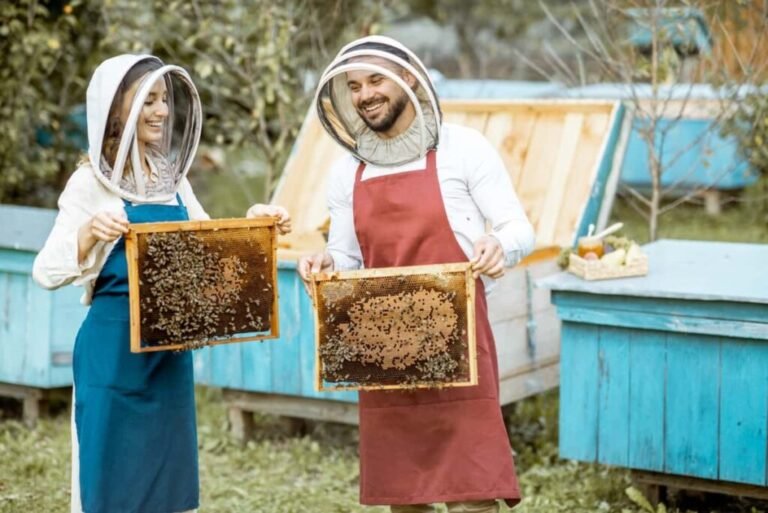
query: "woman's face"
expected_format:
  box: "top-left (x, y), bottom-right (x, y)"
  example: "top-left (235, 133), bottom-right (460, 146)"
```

top-left (120, 75), bottom-right (169, 146)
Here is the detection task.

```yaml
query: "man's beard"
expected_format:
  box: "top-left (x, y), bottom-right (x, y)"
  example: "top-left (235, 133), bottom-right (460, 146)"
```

top-left (358, 92), bottom-right (409, 133)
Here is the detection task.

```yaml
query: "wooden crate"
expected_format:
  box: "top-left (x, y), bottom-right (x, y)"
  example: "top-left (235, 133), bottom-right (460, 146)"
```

top-left (125, 218), bottom-right (279, 352)
top-left (311, 263), bottom-right (477, 391)
top-left (539, 240), bottom-right (768, 494)
top-left (195, 99), bottom-right (626, 430)
top-left (567, 253), bottom-right (649, 280)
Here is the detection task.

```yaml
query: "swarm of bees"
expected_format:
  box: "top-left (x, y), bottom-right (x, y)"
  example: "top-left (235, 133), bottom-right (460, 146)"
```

top-left (317, 272), bottom-right (471, 388)
top-left (138, 229), bottom-right (273, 350)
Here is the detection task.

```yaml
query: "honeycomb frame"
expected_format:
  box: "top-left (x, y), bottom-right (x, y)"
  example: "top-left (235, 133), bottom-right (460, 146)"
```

top-left (311, 262), bottom-right (478, 391)
top-left (125, 218), bottom-right (279, 353)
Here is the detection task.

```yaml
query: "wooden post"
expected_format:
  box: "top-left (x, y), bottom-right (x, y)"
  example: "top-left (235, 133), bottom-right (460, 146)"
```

top-left (227, 406), bottom-right (255, 442)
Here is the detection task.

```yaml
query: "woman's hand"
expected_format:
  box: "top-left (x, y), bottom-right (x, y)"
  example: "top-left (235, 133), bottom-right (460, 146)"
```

top-left (246, 204), bottom-right (292, 235)
top-left (77, 210), bottom-right (129, 264)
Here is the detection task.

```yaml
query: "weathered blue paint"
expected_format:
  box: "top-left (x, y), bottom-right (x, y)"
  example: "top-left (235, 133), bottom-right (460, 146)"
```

top-left (558, 322), bottom-right (599, 462)
top-left (0, 204), bottom-right (88, 389)
top-left (576, 102), bottom-right (626, 241)
top-left (539, 239), bottom-right (768, 486)
top-left (621, 118), bottom-right (756, 191)
top-left (193, 260), bottom-right (357, 403)
top-left (597, 326), bottom-right (631, 467)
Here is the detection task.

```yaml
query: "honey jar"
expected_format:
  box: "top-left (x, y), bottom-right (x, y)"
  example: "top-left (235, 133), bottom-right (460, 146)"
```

top-left (577, 236), bottom-right (604, 258)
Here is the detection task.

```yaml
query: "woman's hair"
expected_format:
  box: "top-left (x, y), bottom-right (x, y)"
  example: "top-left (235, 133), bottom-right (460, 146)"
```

top-left (102, 58), bottom-right (163, 170)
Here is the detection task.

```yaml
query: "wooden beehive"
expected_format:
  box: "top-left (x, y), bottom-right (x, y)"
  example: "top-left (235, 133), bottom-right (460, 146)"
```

top-left (125, 218), bottom-right (278, 353)
top-left (311, 263), bottom-right (477, 391)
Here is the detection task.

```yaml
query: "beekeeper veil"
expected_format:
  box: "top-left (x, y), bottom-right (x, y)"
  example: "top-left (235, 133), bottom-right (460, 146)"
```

top-left (86, 54), bottom-right (202, 203)
top-left (315, 36), bottom-right (441, 167)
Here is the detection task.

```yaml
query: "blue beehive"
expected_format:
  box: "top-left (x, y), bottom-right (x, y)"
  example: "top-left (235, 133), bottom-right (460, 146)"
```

top-left (0, 205), bottom-right (87, 392)
top-left (539, 240), bottom-right (768, 497)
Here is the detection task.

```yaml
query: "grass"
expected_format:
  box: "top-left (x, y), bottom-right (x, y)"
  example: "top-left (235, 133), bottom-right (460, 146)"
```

top-left (1, 388), bottom-right (766, 513)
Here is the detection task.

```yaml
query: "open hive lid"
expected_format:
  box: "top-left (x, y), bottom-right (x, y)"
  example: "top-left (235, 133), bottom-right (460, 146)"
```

top-left (273, 99), bottom-right (625, 262)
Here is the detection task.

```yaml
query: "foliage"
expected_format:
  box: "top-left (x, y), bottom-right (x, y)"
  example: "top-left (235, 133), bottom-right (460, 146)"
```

top-left (0, 0), bottom-right (102, 206)
top-left (721, 92), bottom-right (768, 176)
top-left (100, 0), bottom-right (386, 202)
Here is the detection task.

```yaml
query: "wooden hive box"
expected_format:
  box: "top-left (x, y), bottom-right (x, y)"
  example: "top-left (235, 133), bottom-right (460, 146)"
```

top-left (125, 218), bottom-right (279, 353)
top-left (539, 240), bottom-right (768, 501)
top-left (0, 204), bottom-right (88, 424)
top-left (194, 99), bottom-right (626, 429)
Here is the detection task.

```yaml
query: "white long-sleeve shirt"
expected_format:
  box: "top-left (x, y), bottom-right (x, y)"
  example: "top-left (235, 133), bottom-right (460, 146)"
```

top-left (326, 123), bottom-right (535, 282)
top-left (33, 164), bottom-right (209, 305)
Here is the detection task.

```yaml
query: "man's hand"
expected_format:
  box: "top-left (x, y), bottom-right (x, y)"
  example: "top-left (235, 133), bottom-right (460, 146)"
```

top-left (246, 204), bottom-right (292, 235)
top-left (298, 252), bottom-right (334, 297)
top-left (470, 235), bottom-right (505, 279)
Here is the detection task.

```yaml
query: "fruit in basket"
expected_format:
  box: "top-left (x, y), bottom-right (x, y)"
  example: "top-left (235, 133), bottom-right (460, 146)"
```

top-left (600, 248), bottom-right (626, 266)
top-left (583, 251), bottom-right (599, 261)
top-left (625, 243), bottom-right (642, 264)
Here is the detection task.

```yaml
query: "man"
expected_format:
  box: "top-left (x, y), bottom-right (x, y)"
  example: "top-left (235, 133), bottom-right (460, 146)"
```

top-left (299, 36), bottom-right (535, 513)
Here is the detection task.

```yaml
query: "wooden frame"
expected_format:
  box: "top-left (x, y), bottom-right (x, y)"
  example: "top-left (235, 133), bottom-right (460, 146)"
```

top-left (125, 217), bottom-right (279, 353)
top-left (311, 262), bottom-right (478, 392)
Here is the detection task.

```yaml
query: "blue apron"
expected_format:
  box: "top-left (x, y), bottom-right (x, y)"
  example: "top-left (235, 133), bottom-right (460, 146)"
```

top-left (73, 196), bottom-right (199, 513)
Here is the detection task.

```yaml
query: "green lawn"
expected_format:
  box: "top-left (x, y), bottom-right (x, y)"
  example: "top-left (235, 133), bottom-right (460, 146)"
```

top-left (1, 387), bottom-right (766, 513)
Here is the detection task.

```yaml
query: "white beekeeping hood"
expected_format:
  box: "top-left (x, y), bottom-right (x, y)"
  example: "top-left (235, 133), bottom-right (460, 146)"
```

top-left (86, 54), bottom-right (202, 203)
top-left (314, 36), bottom-right (442, 167)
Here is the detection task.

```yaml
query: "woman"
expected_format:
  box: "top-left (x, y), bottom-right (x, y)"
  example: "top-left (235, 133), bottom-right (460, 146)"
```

top-left (33, 54), bottom-right (290, 513)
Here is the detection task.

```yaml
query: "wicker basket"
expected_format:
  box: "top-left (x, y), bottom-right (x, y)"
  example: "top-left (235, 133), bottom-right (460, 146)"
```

top-left (567, 253), bottom-right (649, 281)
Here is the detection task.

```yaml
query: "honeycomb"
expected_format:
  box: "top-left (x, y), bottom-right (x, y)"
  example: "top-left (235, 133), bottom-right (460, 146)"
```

top-left (313, 263), bottom-right (477, 390)
top-left (127, 219), bottom-right (278, 352)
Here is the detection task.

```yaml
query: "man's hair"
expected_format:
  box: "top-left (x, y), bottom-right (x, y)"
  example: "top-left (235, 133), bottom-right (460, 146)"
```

top-left (342, 41), bottom-right (410, 64)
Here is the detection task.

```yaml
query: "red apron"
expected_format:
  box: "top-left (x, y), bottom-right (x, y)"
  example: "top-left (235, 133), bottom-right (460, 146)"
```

top-left (353, 150), bottom-right (521, 507)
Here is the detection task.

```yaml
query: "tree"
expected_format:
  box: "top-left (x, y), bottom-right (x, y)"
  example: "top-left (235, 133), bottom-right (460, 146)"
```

top-left (529, 0), bottom-right (768, 240)
top-left (0, 0), bottom-right (103, 206)
top-left (100, 0), bottom-right (387, 203)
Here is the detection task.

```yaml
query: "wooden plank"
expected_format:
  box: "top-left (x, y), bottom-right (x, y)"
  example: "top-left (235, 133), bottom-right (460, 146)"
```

top-left (597, 326), bottom-right (631, 467)
top-left (441, 100), bottom-right (617, 114)
top-left (498, 360), bottom-right (559, 406)
top-left (536, 113), bottom-right (584, 246)
top-left (209, 342), bottom-right (244, 390)
top-left (516, 112), bottom-right (564, 229)
top-left (632, 470), bottom-right (768, 501)
top-left (596, 107), bottom-right (633, 231)
top-left (559, 321), bottom-right (599, 462)
top-left (665, 333), bottom-right (719, 480)
top-left (23, 281), bottom-right (52, 387)
top-left (1, 274), bottom-right (27, 384)
top-left (222, 389), bottom-right (359, 425)
top-left (628, 330), bottom-right (666, 472)
top-left (556, 307), bottom-right (768, 341)
top-left (719, 338), bottom-right (768, 485)
top-left (483, 111), bottom-right (537, 188)
top-left (551, 293), bottom-right (768, 326)
top-left (553, 112), bottom-right (611, 245)
top-left (461, 113), bottom-right (490, 133)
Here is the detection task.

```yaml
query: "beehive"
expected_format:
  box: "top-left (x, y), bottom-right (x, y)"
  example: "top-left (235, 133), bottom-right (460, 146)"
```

top-left (312, 263), bottom-right (477, 391)
top-left (125, 218), bottom-right (278, 352)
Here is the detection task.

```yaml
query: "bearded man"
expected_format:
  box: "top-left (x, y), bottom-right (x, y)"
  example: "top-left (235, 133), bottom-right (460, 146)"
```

top-left (299, 36), bottom-right (535, 513)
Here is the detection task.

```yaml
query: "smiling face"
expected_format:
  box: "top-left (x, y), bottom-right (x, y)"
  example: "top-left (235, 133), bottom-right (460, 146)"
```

top-left (346, 58), bottom-right (417, 139)
top-left (121, 76), bottom-right (169, 146)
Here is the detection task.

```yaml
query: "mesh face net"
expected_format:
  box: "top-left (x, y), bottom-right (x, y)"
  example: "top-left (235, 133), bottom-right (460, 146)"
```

top-left (315, 269), bottom-right (473, 389)
top-left (315, 36), bottom-right (442, 167)
top-left (103, 65), bottom-right (202, 203)
top-left (134, 223), bottom-right (276, 350)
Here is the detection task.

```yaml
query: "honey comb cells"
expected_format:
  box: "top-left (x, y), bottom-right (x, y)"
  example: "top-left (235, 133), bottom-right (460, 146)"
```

top-left (313, 263), bottom-right (477, 391)
top-left (126, 219), bottom-right (278, 352)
